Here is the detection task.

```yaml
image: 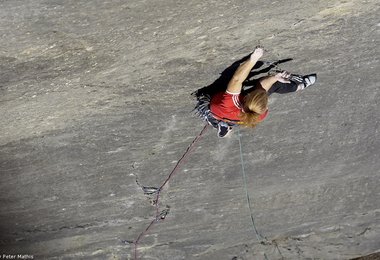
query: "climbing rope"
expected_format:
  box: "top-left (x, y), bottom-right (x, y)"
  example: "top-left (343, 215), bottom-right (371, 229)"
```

top-left (237, 128), bottom-right (285, 260)
top-left (237, 127), bottom-right (265, 242)
top-left (238, 128), bottom-right (274, 260)
top-left (132, 124), bottom-right (209, 260)
top-left (130, 124), bottom-right (283, 259)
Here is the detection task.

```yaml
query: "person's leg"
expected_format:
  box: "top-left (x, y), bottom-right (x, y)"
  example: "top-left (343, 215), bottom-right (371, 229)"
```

top-left (268, 81), bottom-right (298, 95)
top-left (268, 74), bottom-right (317, 95)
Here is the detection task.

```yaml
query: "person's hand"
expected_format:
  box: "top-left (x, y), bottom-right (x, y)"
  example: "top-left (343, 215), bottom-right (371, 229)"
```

top-left (250, 47), bottom-right (264, 60)
top-left (275, 71), bottom-right (291, 83)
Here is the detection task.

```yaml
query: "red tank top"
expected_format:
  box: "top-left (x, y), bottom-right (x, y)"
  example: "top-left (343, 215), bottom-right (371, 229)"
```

top-left (210, 91), bottom-right (268, 122)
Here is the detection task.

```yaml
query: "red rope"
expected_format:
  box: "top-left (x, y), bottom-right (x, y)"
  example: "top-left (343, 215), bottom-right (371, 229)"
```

top-left (133, 124), bottom-right (209, 259)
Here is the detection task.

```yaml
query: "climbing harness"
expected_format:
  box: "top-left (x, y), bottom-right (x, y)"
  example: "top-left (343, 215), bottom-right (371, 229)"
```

top-left (193, 93), bottom-right (242, 131)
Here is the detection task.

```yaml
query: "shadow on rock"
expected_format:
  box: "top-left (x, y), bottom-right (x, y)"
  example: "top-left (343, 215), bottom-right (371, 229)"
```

top-left (192, 53), bottom-right (293, 98)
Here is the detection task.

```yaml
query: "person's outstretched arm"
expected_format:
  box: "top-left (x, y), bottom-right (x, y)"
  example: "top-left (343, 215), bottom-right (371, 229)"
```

top-left (226, 47), bottom-right (264, 94)
top-left (259, 71), bottom-right (291, 92)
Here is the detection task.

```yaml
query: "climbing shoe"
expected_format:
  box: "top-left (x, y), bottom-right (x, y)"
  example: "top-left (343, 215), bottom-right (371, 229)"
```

top-left (303, 74), bottom-right (317, 88)
top-left (217, 122), bottom-right (233, 138)
top-left (290, 73), bottom-right (317, 90)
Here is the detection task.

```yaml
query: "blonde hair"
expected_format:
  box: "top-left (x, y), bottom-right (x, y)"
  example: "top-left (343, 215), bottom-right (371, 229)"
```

top-left (239, 88), bottom-right (268, 128)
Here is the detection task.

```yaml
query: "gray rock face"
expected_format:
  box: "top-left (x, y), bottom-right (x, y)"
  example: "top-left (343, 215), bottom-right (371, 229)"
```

top-left (0, 0), bottom-right (379, 259)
